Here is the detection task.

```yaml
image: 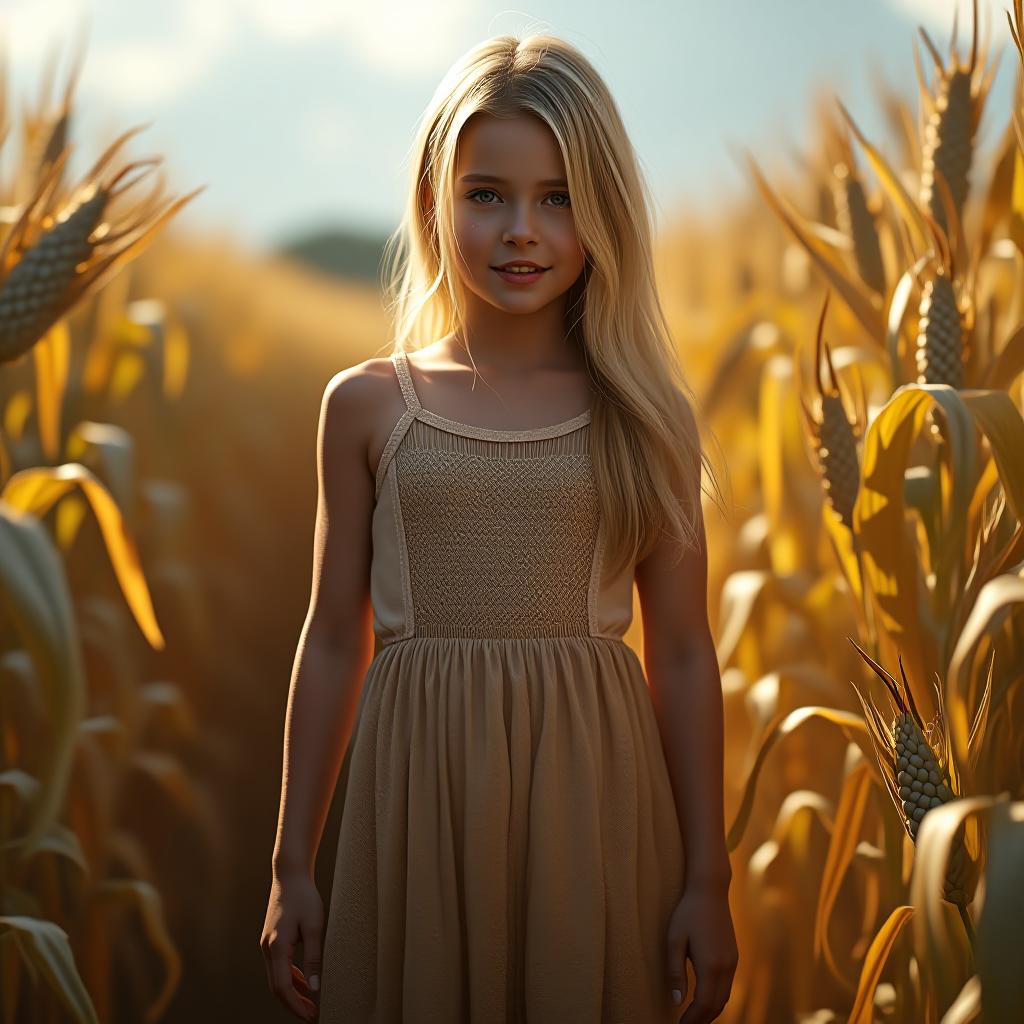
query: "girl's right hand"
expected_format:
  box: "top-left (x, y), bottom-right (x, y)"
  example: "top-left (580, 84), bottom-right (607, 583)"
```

top-left (260, 871), bottom-right (324, 1021)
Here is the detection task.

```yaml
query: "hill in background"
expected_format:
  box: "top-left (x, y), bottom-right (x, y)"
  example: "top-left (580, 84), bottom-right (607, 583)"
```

top-left (273, 225), bottom-right (392, 284)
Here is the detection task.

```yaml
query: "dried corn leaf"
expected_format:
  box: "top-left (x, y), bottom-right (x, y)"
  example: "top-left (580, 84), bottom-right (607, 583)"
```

top-left (847, 905), bottom-right (916, 1023)
top-left (727, 706), bottom-right (870, 851)
top-left (1, 464), bottom-right (165, 649)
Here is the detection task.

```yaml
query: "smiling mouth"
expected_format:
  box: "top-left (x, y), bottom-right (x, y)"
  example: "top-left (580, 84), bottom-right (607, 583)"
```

top-left (491, 265), bottom-right (550, 274)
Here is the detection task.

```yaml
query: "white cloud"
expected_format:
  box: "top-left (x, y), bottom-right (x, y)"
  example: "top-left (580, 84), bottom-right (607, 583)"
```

top-left (0, 0), bottom-right (475, 112)
top-left (1, 0), bottom-right (230, 108)
top-left (240, 0), bottom-right (477, 74)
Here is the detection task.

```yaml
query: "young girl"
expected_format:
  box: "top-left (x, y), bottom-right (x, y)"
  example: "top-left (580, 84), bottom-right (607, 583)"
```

top-left (261, 32), bottom-right (737, 1024)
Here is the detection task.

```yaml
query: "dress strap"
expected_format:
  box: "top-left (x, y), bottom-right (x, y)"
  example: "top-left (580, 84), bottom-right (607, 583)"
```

top-left (391, 351), bottom-right (422, 414)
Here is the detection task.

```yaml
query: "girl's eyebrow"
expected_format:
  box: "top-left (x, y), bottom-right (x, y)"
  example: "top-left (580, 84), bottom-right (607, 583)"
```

top-left (459, 173), bottom-right (568, 187)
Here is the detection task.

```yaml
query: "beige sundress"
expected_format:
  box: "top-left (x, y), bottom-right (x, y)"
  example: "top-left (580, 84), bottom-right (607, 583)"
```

top-left (318, 350), bottom-right (685, 1023)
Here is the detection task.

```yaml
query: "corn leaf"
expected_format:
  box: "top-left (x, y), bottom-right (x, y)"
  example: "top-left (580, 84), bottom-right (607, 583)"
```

top-left (946, 575), bottom-right (1024, 770)
top-left (31, 320), bottom-right (70, 463)
top-left (0, 504), bottom-right (86, 850)
top-left (746, 154), bottom-right (885, 343)
top-left (1010, 147), bottom-right (1024, 259)
top-left (852, 384), bottom-right (976, 688)
top-left (976, 799), bottom-right (1024, 1021)
top-left (727, 706), bottom-right (870, 851)
top-left (814, 760), bottom-right (874, 989)
top-left (93, 880), bottom-right (180, 1023)
top-left (0, 917), bottom-right (98, 1024)
top-left (959, 389), bottom-right (1024, 524)
top-left (847, 905), bottom-right (915, 1023)
top-left (1, 464), bottom-right (165, 649)
top-left (838, 100), bottom-right (932, 252)
top-left (912, 797), bottom-right (999, 1011)
top-left (981, 321), bottom-right (1024, 391)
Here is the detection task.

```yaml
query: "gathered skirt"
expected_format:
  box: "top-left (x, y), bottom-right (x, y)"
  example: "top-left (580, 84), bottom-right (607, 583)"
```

top-left (318, 634), bottom-right (686, 1023)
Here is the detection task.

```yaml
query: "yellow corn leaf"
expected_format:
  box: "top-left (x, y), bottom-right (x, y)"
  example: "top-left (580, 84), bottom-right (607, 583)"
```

top-left (965, 455), bottom-right (1000, 544)
top-left (814, 760), bottom-right (875, 989)
top-left (727, 706), bottom-right (870, 851)
top-left (759, 355), bottom-right (815, 574)
top-left (854, 384), bottom-right (976, 689)
top-left (982, 321), bottom-right (1024, 390)
top-left (960, 389), bottom-right (1024, 524)
top-left (947, 575), bottom-right (1024, 769)
top-left (2, 389), bottom-right (33, 442)
top-left (977, 119), bottom-right (1018, 263)
top-left (0, 917), bottom-right (98, 1024)
top-left (716, 570), bottom-right (774, 671)
top-left (838, 100), bottom-right (932, 252)
top-left (1010, 146), bottom-right (1024, 259)
top-left (820, 498), bottom-right (864, 613)
top-left (746, 154), bottom-right (885, 343)
top-left (31, 319), bottom-right (70, 463)
top-left (847, 905), bottom-right (915, 1023)
top-left (1, 464), bottom-right (165, 650)
top-left (163, 317), bottom-right (191, 400)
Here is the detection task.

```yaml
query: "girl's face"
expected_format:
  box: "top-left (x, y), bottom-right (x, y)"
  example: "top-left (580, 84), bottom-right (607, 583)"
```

top-left (449, 111), bottom-right (586, 315)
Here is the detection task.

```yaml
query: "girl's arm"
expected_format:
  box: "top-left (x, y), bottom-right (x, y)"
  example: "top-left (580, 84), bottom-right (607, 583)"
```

top-left (272, 367), bottom-right (377, 879)
top-left (634, 449), bottom-right (730, 891)
top-left (261, 366), bottom-right (378, 1019)
top-left (635, 435), bottom-right (737, 1017)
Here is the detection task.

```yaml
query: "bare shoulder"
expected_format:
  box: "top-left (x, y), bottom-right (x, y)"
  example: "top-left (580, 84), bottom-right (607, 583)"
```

top-left (321, 356), bottom-right (407, 482)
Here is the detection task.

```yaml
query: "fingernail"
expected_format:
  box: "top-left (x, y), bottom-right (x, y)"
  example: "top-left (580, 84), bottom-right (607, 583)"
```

top-left (310, 975), bottom-right (319, 991)
top-left (671, 988), bottom-right (682, 1005)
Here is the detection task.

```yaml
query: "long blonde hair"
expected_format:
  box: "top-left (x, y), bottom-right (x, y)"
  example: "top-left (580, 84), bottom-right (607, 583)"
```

top-left (381, 32), bottom-right (729, 579)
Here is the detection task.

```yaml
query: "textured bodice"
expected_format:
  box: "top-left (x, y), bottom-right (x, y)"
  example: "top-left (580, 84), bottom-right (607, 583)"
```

top-left (369, 351), bottom-right (635, 649)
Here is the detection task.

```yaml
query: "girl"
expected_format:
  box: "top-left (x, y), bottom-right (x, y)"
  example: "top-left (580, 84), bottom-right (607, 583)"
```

top-left (261, 32), bottom-right (737, 1024)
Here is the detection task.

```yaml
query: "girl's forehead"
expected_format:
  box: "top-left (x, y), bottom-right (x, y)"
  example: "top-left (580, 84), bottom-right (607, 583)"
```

top-left (455, 112), bottom-right (564, 173)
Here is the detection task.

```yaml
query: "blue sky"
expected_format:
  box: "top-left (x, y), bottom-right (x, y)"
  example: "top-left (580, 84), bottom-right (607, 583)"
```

top-left (2, 1), bottom-right (1017, 253)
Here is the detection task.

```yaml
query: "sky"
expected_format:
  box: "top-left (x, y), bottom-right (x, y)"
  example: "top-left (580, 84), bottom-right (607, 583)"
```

top-left (0, 0), bottom-right (1018, 254)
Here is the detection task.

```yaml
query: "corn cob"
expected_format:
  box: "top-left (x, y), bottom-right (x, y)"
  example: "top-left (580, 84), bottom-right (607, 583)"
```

top-left (816, 390), bottom-right (860, 531)
top-left (916, 1), bottom-right (998, 239)
top-left (919, 66), bottom-right (974, 238)
top-left (893, 710), bottom-right (971, 903)
top-left (0, 190), bottom-right (104, 363)
top-left (0, 124), bottom-right (204, 365)
top-left (799, 293), bottom-right (860, 530)
top-left (831, 161), bottom-right (886, 296)
top-left (915, 269), bottom-right (964, 389)
top-left (848, 639), bottom-right (974, 906)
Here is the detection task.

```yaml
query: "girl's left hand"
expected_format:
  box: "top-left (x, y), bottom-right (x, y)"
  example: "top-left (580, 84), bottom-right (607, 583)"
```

top-left (665, 883), bottom-right (738, 1023)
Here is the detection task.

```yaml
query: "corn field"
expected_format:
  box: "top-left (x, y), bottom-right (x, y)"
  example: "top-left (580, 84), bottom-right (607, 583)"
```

top-left (2, 3), bottom-right (1024, 1021)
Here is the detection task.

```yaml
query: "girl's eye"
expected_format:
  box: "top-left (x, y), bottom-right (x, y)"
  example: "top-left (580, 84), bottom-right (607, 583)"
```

top-left (466, 189), bottom-right (572, 209)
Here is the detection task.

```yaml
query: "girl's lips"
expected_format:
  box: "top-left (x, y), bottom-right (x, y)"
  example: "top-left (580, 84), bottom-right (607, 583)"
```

top-left (492, 266), bottom-right (549, 283)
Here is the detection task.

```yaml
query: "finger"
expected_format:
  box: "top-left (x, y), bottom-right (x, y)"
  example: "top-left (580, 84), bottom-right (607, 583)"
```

top-left (667, 931), bottom-right (688, 1007)
top-left (301, 915), bottom-right (323, 997)
top-left (260, 938), bottom-right (274, 994)
top-left (269, 936), bottom-right (318, 1020)
top-left (291, 963), bottom-right (309, 993)
top-left (678, 966), bottom-right (712, 1024)
top-left (707, 971), bottom-right (732, 1021)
